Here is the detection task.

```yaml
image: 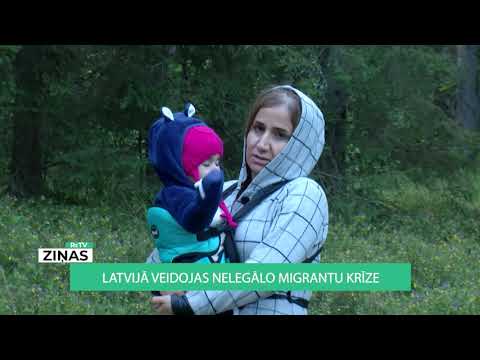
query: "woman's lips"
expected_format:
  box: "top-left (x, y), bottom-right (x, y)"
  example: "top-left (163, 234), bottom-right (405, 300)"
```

top-left (251, 154), bottom-right (270, 165)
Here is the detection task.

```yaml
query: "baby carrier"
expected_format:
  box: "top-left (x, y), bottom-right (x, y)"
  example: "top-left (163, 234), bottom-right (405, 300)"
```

top-left (147, 207), bottom-right (229, 264)
top-left (148, 180), bottom-right (324, 309)
top-left (148, 180), bottom-right (323, 264)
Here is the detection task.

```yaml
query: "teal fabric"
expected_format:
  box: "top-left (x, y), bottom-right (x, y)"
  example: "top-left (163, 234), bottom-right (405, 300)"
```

top-left (147, 207), bottom-right (226, 263)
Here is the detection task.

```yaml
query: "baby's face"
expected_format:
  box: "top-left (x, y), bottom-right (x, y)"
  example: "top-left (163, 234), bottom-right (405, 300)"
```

top-left (198, 154), bottom-right (221, 179)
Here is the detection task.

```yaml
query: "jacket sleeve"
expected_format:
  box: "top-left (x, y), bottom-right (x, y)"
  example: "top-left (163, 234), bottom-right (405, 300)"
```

top-left (184, 178), bottom-right (329, 315)
top-left (168, 170), bottom-right (224, 234)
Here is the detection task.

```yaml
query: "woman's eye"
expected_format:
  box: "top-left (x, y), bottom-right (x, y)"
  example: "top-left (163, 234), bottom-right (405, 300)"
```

top-left (277, 131), bottom-right (290, 140)
top-left (253, 124), bottom-right (264, 132)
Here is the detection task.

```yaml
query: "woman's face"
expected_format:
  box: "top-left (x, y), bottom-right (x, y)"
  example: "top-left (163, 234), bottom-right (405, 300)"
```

top-left (246, 105), bottom-right (294, 179)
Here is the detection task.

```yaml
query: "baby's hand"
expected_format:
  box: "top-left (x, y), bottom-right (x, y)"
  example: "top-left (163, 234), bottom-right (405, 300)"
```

top-left (201, 169), bottom-right (224, 194)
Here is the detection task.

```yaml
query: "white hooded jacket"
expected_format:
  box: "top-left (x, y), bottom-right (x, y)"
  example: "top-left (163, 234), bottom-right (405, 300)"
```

top-left (185, 86), bottom-right (329, 315)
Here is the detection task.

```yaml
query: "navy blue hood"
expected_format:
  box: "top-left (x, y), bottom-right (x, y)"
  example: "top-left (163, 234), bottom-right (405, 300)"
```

top-left (148, 110), bottom-right (205, 189)
top-left (147, 106), bottom-right (224, 233)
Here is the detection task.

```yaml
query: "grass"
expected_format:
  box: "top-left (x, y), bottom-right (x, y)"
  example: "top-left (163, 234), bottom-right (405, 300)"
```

top-left (1, 167), bottom-right (479, 315)
top-left (0, 195), bottom-right (154, 315)
top-left (310, 167), bottom-right (480, 315)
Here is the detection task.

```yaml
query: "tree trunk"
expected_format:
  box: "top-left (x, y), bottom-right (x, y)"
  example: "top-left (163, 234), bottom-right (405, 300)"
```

top-left (456, 45), bottom-right (480, 130)
top-left (138, 128), bottom-right (145, 191)
top-left (324, 46), bottom-right (348, 174)
top-left (8, 46), bottom-right (46, 197)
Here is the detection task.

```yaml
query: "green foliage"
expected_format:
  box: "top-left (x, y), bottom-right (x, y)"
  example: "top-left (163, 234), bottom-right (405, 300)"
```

top-left (6, 45), bottom-right (475, 200)
top-left (2, 45), bottom-right (480, 314)
top-left (0, 46), bottom-right (19, 181)
top-left (327, 45), bottom-right (460, 176)
top-left (0, 194), bottom-right (153, 314)
top-left (1, 168), bottom-right (479, 314)
top-left (310, 167), bottom-right (480, 315)
top-left (0, 45), bottom-right (18, 108)
top-left (46, 125), bottom-right (151, 206)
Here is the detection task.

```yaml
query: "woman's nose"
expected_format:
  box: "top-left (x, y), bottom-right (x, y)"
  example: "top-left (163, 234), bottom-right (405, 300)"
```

top-left (256, 134), bottom-right (270, 152)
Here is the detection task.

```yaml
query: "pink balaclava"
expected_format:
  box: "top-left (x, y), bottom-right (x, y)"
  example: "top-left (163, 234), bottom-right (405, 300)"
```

top-left (182, 125), bottom-right (237, 229)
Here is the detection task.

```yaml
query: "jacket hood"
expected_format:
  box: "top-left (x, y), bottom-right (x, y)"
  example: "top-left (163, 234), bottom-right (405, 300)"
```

top-left (237, 85), bottom-right (325, 196)
top-left (148, 108), bottom-right (205, 189)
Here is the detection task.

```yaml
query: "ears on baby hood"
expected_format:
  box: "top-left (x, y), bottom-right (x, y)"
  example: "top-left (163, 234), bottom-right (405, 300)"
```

top-left (161, 107), bottom-right (174, 122)
top-left (184, 102), bottom-right (196, 117)
top-left (160, 103), bottom-right (196, 122)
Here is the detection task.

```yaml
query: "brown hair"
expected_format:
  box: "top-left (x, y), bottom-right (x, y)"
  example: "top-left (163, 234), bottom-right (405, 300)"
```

top-left (244, 86), bottom-right (302, 136)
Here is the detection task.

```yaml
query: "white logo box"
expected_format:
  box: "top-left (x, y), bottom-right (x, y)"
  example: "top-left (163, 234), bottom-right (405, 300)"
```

top-left (38, 248), bottom-right (93, 263)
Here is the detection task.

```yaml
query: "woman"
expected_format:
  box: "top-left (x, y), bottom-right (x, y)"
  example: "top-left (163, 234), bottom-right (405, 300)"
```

top-left (151, 85), bottom-right (328, 315)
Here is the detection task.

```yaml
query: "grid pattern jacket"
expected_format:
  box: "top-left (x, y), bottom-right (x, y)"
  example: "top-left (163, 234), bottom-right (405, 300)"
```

top-left (184, 86), bottom-right (329, 315)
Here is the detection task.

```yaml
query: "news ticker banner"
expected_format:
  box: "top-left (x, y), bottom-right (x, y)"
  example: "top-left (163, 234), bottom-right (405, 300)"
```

top-left (70, 263), bottom-right (411, 292)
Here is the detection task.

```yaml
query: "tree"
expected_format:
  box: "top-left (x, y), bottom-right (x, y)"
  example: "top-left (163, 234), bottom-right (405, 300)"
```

top-left (7, 45), bottom-right (80, 198)
top-left (456, 45), bottom-right (480, 130)
top-left (8, 46), bottom-right (47, 197)
top-left (322, 46), bottom-right (349, 175)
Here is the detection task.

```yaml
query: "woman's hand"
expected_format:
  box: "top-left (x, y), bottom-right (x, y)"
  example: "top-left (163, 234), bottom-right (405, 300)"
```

top-left (151, 295), bottom-right (174, 315)
top-left (158, 291), bottom-right (186, 296)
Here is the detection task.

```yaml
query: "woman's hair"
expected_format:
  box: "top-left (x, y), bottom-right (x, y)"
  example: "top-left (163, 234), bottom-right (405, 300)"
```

top-left (238, 86), bottom-right (302, 195)
top-left (244, 86), bottom-right (302, 136)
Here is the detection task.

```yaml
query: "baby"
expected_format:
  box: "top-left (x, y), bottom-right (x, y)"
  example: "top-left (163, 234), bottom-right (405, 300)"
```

top-left (147, 104), bottom-right (237, 266)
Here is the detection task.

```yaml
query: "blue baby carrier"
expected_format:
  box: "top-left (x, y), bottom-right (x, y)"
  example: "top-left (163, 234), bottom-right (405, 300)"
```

top-left (147, 180), bottom-right (324, 265)
top-left (147, 180), bottom-right (325, 309)
top-left (147, 207), bottom-right (228, 264)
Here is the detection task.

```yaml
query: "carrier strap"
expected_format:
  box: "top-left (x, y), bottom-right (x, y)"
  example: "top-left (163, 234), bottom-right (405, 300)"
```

top-left (221, 181), bottom-right (324, 263)
top-left (219, 181), bottom-right (289, 263)
top-left (268, 293), bottom-right (310, 309)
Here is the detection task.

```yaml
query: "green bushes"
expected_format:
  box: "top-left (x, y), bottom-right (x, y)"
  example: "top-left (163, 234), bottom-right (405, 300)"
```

top-left (311, 167), bottom-right (480, 315)
top-left (0, 195), bottom-right (153, 314)
top-left (1, 45), bottom-right (479, 314)
top-left (1, 167), bottom-right (479, 314)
